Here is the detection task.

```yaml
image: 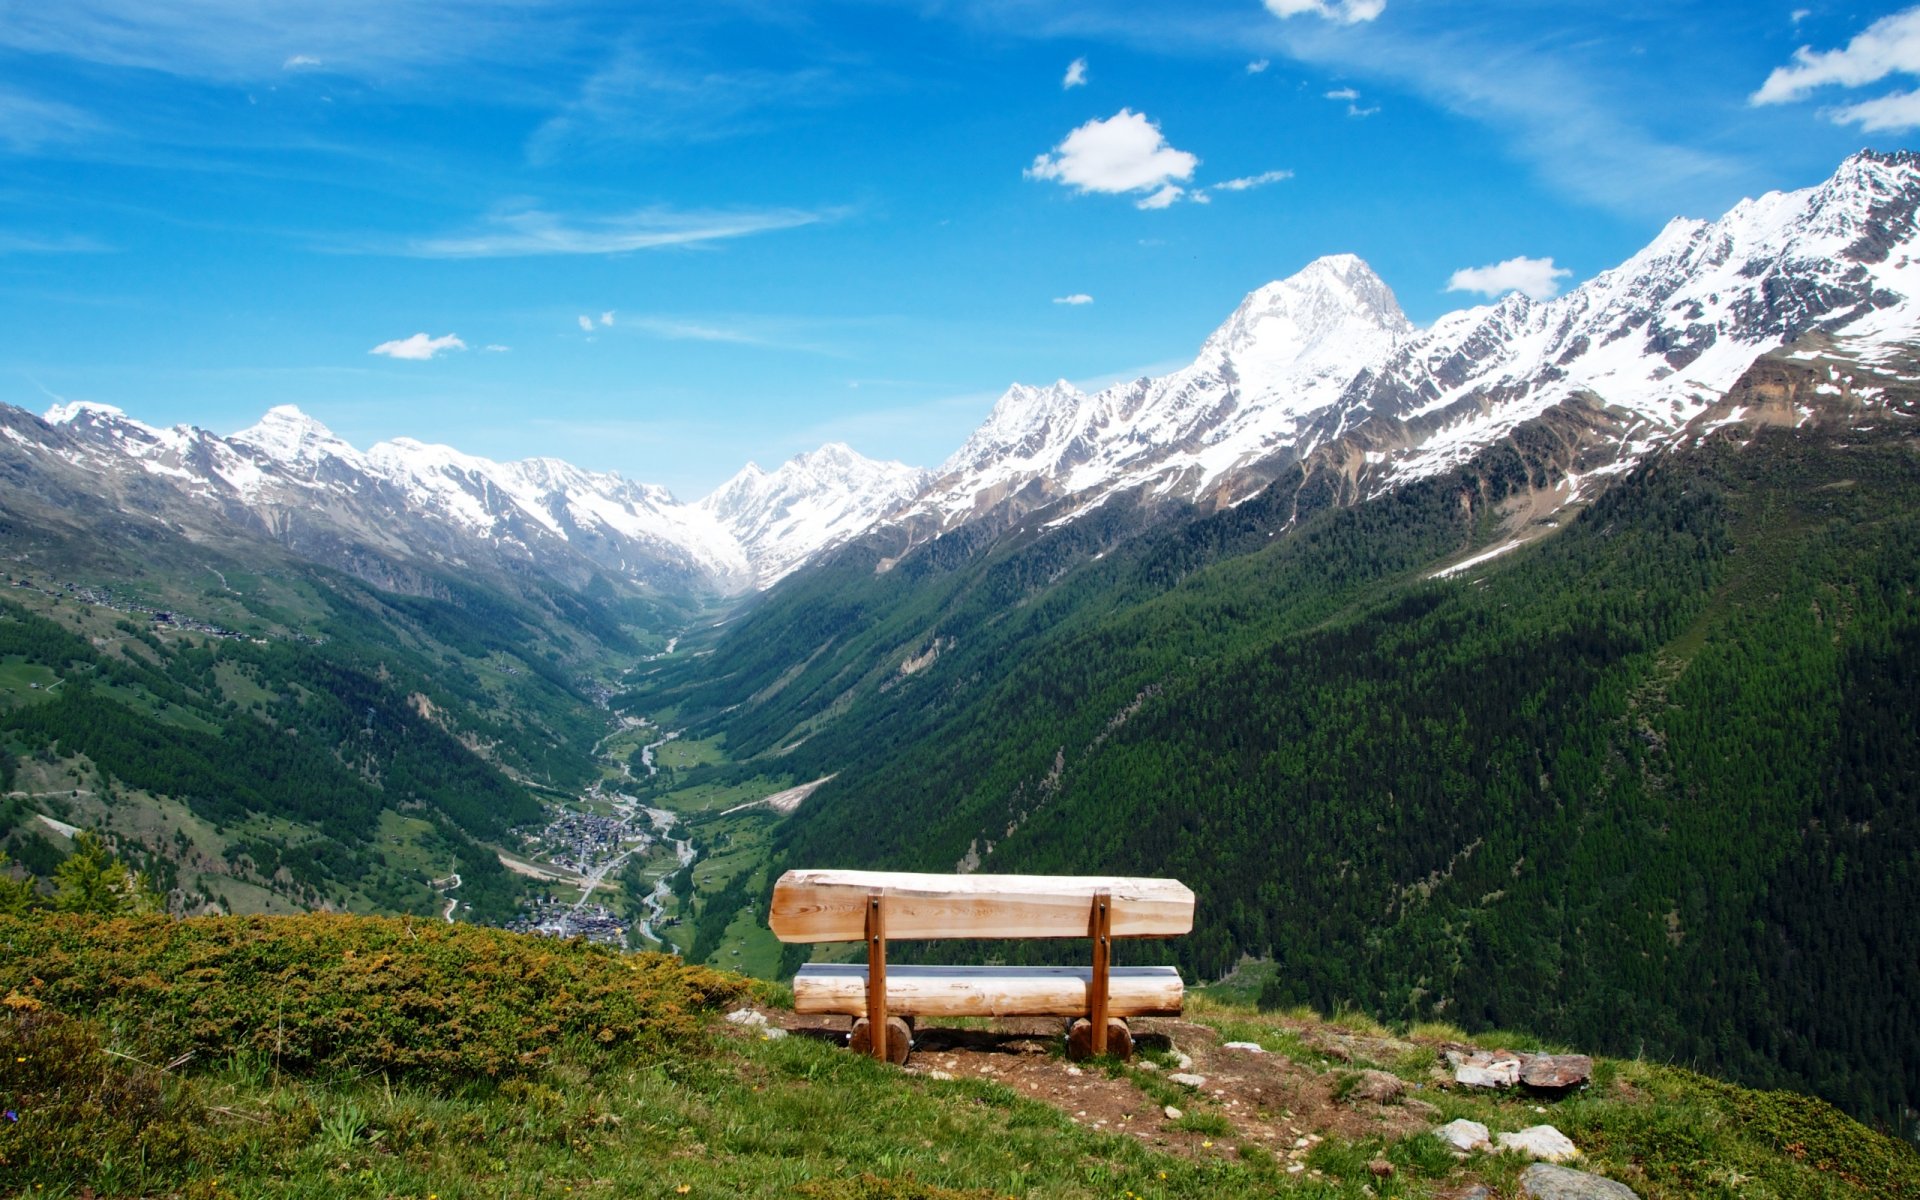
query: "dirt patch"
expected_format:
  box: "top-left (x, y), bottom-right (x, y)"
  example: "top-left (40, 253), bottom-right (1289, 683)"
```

top-left (758, 1013), bottom-right (1439, 1171)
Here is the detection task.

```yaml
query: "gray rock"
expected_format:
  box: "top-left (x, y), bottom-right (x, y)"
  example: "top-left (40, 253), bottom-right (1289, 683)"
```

top-left (1497, 1125), bottom-right (1580, 1163)
top-left (1222, 1040), bottom-right (1266, 1053)
top-left (1521, 1054), bottom-right (1594, 1092)
top-left (1449, 1046), bottom-right (1525, 1088)
top-left (1517, 1162), bottom-right (1640, 1199)
top-left (724, 1008), bottom-right (770, 1027)
top-left (1163, 1105), bottom-right (1184, 1120)
top-left (1434, 1118), bottom-right (1491, 1152)
top-left (1168, 1072), bottom-right (1207, 1087)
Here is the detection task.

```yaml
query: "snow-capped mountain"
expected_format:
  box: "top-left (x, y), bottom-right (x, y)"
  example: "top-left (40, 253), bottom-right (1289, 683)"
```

top-left (898, 150), bottom-right (1920, 539)
top-left (12, 401), bottom-right (919, 596)
top-left (913, 254), bottom-right (1414, 527)
top-left (700, 444), bottom-right (929, 587)
top-left (1316, 148), bottom-right (1920, 494)
top-left (7, 151), bottom-right (1918, 604)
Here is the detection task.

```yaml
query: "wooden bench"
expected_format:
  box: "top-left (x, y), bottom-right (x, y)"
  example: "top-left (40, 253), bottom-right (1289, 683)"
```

top-left (769, 869), bottom-right (1194, 1064)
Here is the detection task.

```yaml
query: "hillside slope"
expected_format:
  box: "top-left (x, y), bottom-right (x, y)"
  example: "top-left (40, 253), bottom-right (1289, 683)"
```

top-left (635, 340), bottom-right (1920, 1132)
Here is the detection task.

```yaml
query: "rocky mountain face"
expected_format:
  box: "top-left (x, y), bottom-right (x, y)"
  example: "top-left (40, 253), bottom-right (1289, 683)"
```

top-left (891, 149), bottom-right (1920, 546)
top-left (699, 444), bottom-right (929, 588)
top-left (0, 402), bottom-right (920, 598)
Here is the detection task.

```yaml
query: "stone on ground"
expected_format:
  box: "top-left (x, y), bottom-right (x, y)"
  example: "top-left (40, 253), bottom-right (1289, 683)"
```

top-left (1521, 1054), bottom-right (1594, 1092)
top-left (1435, 1118), bottom-right (1492, 1152)
top-left (1168, 1072), bottom-right (1207, 1087)
top-left (724, 1008), bottom-right (770, 1027)
top-left (1497, 1124), bottom-right (1581, 1163)
top-left (1517, 1162), bottom-right (1641, 1198)
top-left (1222, 1040), bottom-right (1266, 1052)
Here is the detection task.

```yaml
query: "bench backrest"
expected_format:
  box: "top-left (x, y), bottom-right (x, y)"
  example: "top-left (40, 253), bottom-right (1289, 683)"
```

top-left (769, 869), bottom-right (1194, 943)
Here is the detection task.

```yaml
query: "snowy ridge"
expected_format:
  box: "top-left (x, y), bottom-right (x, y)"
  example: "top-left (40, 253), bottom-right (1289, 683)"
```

top-left (700, 443), bottom-right (929, 587)
top-left (914, 253), bottom-right (1416, 526)
top-left (37, 402), bottom-right (921, 594)
top-left (902, 150), bottom-right (1920, 536)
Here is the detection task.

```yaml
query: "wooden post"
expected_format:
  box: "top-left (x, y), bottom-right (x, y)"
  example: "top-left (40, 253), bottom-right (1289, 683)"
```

top-left (1089, 889), bottom-right (1111, 1057)
top-left (866, 889), bottom-right (888, 1061)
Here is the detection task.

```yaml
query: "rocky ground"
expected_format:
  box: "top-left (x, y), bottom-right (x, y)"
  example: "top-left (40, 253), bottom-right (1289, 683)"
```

top-left (722, 1004), bottom-right (1645, 1198)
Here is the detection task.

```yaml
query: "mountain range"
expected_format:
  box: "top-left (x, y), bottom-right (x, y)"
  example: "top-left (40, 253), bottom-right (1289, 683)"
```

top-left (5, 150), bottom-right (1917, 604)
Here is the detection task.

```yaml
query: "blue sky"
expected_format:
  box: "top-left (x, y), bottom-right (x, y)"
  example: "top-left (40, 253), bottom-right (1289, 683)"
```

top-left (1, 0), bottom-right (1914, 497)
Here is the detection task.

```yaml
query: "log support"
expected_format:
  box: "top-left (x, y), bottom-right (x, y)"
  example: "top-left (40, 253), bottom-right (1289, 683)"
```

top-left (865, 889), bottom-right (892, 1062)
top-left (1089, 889), bottom-right (1111, 1057)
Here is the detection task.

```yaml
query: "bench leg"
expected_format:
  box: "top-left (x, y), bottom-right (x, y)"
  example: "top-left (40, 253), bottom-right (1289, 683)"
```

top-left (849, 1016), bottom-right (914, 1065)
top-left (1067, 1017), bottom-right (1133, 1061)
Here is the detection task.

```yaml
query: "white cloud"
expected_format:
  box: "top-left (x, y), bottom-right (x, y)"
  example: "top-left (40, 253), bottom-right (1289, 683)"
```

top-left (406, 205), bottom-right (826, 258)
top-left (1264, 0), bottom-right (1386, 24)
top-left (283, 54), bottom-right (321, 70)
top-left (1324, 87), bottom-right (1359, 100)
top-left (576, 315), bottom-right (595, 332)
top-left (1026, 109), bottom-right (1199, 207)
top-left (1830, 88), bottom-right (1920, 130)
top-left (1792, 8), bottom-right (1811, 24)
top-left (1753, 7), bottom-right (1920, 105)
top-left (1207, 169), bottom-right (1294, 193)
top-left (484, 344), bottom-right (510, 352)
top-left (1136, 184), bottom-right (1184, 209)
top-left (599, 310), bottom-right (615, 326)
top-left (1063, 56), bottom-right (1088, 89)
top-left (1053, 293), bottom-right (1094, 305)
top-left (369, 332), bottom-right (467, 360)
top-left (1446, 256), bottom-right (1572, 301)
top-left (1247, 59), bottom-right (1271, 74)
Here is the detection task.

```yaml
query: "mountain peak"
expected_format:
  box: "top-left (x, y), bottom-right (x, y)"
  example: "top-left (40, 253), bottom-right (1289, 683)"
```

top-left (45, 399), bottom-right (130, 426)
top-left (231, 405), bottom-right (359, 466)
top-left (1198, 255), bottom-right (1413, 391)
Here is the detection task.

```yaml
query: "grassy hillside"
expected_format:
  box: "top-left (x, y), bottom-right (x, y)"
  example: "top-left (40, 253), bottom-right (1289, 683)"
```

top-left (630, 388), bottom-right (1920, 1133)
top-left (0, 518), bottom-right (694, 923)
top-left (3, 913), bottom-right (1915, 1199)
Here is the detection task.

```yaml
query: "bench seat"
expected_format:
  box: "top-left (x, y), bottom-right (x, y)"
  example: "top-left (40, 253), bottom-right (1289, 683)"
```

top-left (793, 963), bottom-right (1185, 1018)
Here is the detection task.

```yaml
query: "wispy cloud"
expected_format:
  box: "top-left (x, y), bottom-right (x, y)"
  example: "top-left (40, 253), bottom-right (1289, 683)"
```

top-left (1446, 255), bottom-right (1571, 301)
top-left (1063, 56), bottom-right (1089, 88)
top-left (0, 232), bottom-right (112, 254)
top-left (528, 46), bottom-right (847, 160)
top-left (1246, 58), bottom-right (1271, 74)
top-left (403, 205), bottom-right (827, 259)
top-left (1263, 0), bottom-right (1386, 25)
top-left (1053, 293), bottom-right (1094, 305)
top-left (1324, 86), bottom-right (1359, 101)
top-left (1204, 169), bottom-right (1293, 194)
top-left (622, 315), bottom-right (840, 355)
top-left (0, 87), bottom-right (104, 153)
top-left (576, 315), bottom-right (594, 333)
top-left (370, 332), bottom-right (467, 360)
top-left (1752, 6), bottom-right (1920, 131)
top-left (483, 344), bottom-right (510, 353)
top-left (1027, 109), bottom-right (1199, 209)
top-left (0, 0), bottom-right (547, 84)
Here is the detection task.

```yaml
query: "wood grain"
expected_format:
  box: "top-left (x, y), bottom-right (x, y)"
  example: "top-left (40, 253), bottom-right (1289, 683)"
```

top-left (792, 964), bottom-right (1185, 1018)
top-left (769, 870), bottom-right (1194, 943)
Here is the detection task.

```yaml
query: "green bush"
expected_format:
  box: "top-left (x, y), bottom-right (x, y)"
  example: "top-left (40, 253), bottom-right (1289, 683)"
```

top-left (0, 912), bottom-right (752, 1080)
